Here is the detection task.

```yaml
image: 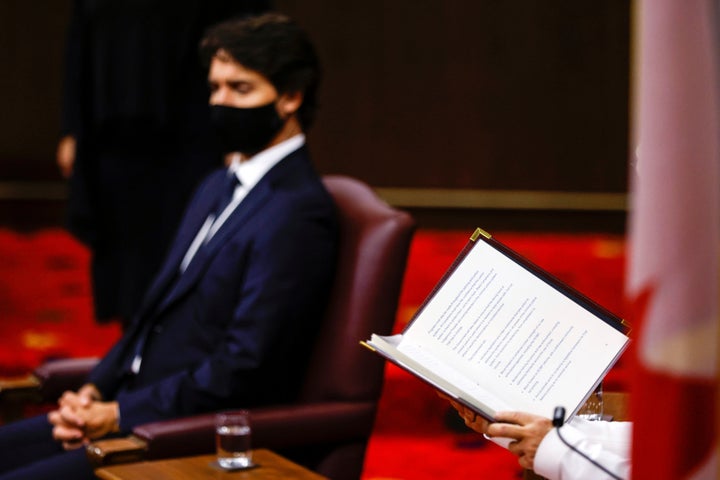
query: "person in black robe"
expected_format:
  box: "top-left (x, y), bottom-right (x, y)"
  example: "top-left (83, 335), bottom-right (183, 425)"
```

top-left (58, 0), bottom-right (271, 327)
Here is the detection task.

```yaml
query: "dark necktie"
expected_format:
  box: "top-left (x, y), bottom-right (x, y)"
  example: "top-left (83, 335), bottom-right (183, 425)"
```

top-left (212, 171), bottom-right (240, 219)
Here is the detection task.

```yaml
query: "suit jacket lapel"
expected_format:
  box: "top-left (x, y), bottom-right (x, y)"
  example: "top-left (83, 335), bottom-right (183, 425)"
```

top-left (155, 180), bottom-right (274, 312)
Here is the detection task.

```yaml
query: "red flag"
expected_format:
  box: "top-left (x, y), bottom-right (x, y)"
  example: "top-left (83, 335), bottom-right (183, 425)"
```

top-left (628, 0), bottom-right (719, 478)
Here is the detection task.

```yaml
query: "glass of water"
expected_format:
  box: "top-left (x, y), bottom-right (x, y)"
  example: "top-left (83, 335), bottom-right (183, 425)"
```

top-left (576, 382), bottom-right (604, 421)
top-left (215, 410), bottom-right (253, 469)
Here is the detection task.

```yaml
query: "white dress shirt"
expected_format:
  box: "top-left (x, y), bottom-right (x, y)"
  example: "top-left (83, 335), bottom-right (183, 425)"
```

top-left (534, 418), bottom-right (632, 480)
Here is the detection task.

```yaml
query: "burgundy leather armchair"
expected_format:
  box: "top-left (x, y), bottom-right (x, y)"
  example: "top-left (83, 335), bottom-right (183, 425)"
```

top-left (2, 175), bottom-right (415, 480)
top-left (111, 175), bottom-right (415, 479)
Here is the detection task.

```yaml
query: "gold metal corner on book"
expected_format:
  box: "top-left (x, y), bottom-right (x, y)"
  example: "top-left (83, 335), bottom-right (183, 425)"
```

top-left (359, 341), bottom-right (376, 352)
top-left (620, 318), bottom-right (631, 333)
top-left (471, 228), bottom-right (491, 241)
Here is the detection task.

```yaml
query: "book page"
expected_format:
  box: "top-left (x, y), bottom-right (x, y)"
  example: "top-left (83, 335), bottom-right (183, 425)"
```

top-left (369, 334), bottom-right (512, 417)
top-left (398, 239), bottom-right (628, 417)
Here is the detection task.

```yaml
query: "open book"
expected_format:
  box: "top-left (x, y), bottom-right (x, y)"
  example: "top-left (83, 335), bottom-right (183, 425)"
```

top-left (362, 228), bottom-right (629, 424)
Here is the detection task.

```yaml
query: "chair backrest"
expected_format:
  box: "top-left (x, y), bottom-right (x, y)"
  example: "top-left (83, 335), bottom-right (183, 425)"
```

top-left (299, 175), bottom-right (415, 403)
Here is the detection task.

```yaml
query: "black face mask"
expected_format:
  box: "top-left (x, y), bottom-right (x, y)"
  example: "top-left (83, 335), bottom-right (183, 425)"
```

top-left (210, 102), bottom-right (285, 155)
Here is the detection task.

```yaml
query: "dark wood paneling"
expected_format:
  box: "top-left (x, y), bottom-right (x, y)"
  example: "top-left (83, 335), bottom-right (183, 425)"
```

top-left (0, 0), bottom-right (72, 180)
top-left (0, 1), bottom-right (631, 230)
top-left (277, 0), bottom-right (630, 192)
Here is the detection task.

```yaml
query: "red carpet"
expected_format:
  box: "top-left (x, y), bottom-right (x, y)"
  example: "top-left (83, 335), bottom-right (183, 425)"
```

top-left (0, 228), bottom-right (627, 479)
top-left (0, 229), bottom-right (121, 377)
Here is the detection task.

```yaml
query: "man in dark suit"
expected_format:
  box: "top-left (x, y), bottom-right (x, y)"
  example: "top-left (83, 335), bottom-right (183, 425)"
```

top-left (0, 13), bottom-right (338, 479)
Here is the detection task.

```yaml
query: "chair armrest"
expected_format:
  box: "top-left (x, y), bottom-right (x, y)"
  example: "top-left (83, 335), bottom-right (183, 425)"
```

top-left (0, 374), bottom-right (44, 423)
top-left (0, 358), bottom-right (99, 401)
top-left (34, 357), bottom-right (99, 400)
top-left (252, 400), bottom-right (378, 448)
top-left (0, 358), bottom-right (99, 423)
top-left (129, 400), bottom-right (378, 461)
top-left (0, 375), bottom-right (41, 396)
top-left (86, 435), bottom-right (149, 468)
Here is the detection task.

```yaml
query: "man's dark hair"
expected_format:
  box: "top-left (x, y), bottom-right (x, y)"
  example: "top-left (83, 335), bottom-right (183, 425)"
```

top-left (200, 13), bottom-right (321, 129)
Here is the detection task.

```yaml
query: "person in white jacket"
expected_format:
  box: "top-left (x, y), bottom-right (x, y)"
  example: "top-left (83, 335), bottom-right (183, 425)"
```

top-left (448, 400), bottom-right (631, 480)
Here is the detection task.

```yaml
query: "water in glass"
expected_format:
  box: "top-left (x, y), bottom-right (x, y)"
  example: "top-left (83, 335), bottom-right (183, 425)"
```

top-left (216, 415), bottom-right (252, 469)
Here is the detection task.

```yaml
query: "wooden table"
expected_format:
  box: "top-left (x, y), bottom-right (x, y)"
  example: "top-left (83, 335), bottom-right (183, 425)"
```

top-left (95, 449), bottom-right (328, 480)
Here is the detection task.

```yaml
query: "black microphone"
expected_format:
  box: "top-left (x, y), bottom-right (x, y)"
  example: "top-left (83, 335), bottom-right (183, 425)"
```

top-left (552, 406), bottom-right (565, 427)
top-left (552, 406), bottom-right (623, 480)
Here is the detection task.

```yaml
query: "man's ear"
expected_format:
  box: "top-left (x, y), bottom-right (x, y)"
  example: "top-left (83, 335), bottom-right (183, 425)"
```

top-left (277, 91), bottom-right (303, 117)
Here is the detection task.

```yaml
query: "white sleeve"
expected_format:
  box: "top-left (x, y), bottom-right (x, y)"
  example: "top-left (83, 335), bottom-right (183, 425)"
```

top-left (533, 418), bottom-right (632, 480)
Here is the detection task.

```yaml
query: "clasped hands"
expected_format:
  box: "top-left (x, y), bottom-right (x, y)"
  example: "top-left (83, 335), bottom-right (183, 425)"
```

top-left (443, 395), bottom-right (553, 471)
top-left (47, 384), bottom-right (120, 450)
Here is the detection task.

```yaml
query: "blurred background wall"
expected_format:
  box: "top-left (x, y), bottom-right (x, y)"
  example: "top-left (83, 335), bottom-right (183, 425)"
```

top-left (0, 0), bottom-right (630, 232)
